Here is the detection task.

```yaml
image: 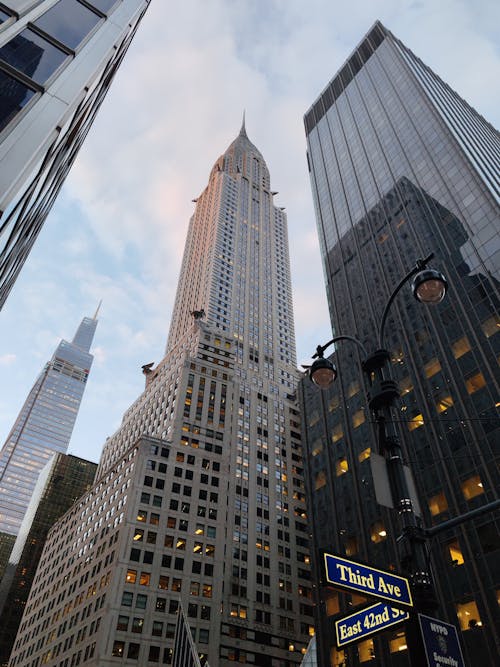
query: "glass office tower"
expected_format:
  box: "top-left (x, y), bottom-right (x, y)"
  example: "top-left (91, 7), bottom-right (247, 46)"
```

top-left (0, 452), bottom-right (96, 666)
top-left (0, 313), bottom-right (98, 551)
top-left (301, 21), bottom-right (499, 666)
top-left (0, 0), bottom-right (151, 310)
top-left (9, 123), bottom-right (312, 666)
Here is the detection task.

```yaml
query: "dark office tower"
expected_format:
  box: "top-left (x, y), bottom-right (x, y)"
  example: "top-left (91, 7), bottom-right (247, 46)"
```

top-left (301, 21), bottom-right (499, 667)
top-left (0, 312), bottom-right (98, 562)
top-left (0, 0), bottom-right (151, 310)
top-left (9, 123), bottom-right (312, 667)
top-left (0, 453), bottom-right (96, 666)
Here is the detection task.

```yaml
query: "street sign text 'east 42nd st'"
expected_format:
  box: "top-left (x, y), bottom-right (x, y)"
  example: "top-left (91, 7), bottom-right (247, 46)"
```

top-left (324, 552), bottom-right (413, 609)
top-left (336, 602), bottom-right (409, 647)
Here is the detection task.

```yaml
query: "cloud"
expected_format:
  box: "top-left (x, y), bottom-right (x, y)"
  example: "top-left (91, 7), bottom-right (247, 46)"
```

top-left (0, 354), bottom-right (16, 366)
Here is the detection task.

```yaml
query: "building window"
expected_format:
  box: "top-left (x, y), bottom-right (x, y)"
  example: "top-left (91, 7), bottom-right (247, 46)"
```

top-left (447, 540), bottom-right (464, 566)
top-left (461, 475), bottom-right (484, 501)
top-left (0, 29), bottom-right (69, 85)
top-left (389, 631), bottom-right (407, 653)
top-left (352, 409), bottom-right (365, 428)
top-left (112, 641), bottom-right (125, 657)
top-left (116, 615), bottom-right (129, 631)
top-left (330, 647), bottom-right (346, 666)
top-left (465, 372), bottom-right (486, 394)
top-left (159, 575), bottom-right (169, 590)
top-left (34, 0), bottom-right (102, 51)
top-left (336, 458), bottom-right (348, 476)
top-left (332, 424), bottom-right (343, 443)
top-left (358, 447), bottom-right (370, 462)
top-left (128, 643), bottom-right (140, 659)
top-left (345, 536), bottom-right (358, 556)
top-left (481, 314), bottom-right (499, 338)
top-left (428, 492), bottom-right (448, 516)
top-left (452, 336), bottom-right (471, 359)
top-left (126, 569), bottom-right (137, 584)
top-left (358, 638), bottom-right (375, 662)
top-left (131, 617), bottom-right (144, 634)
top-left (456, 600), bottom-right (482, 630)
top-left (424, 358), bottom-right (441, 378)
top-left (139, 572), bottom-right (150, 586)
top-left (325, 590), bottom-right (339, 617)
top-left (436, 395), bottom-right (454, 413)
top-left (314, 470), bottom-right (327, 490)
top-left (370, 521), bottom-right (387, 543)
top-left (408, 413), bottom-right (424, 431)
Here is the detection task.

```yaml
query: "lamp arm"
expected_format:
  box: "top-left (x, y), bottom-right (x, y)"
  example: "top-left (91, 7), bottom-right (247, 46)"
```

top-left (313, 334), bottom-right (367, 359)
top-left (378, 253), bottom-right (434, 348)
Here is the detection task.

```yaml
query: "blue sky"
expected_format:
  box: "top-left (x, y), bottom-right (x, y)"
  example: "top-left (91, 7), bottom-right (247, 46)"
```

top-left (0, 0), bottom-right (499, 465)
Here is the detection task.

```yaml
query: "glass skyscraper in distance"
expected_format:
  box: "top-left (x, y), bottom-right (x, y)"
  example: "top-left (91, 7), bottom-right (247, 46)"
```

top-left (9, 122), bottom-right (312, 666)
top-left (0, 0), bottom-right (152, 310)
top-left (0, 312), bottom-right (98, 545)
top-left (302, 20), bottom-right (499, 666)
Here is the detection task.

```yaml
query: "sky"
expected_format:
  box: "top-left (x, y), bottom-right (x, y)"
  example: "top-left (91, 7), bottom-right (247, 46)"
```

top-left (0, 0), bottom-right (499, 466)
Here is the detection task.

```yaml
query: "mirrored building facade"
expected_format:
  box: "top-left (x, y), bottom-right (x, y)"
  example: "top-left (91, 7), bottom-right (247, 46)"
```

top-left (301, 21), bottom-right (499, 666)
top-left (0, 0), bottom-right (151, 310)
top-left (0, 313), bottom-right (98, 552)
top-left (0, 452), bottom-right (96, 666)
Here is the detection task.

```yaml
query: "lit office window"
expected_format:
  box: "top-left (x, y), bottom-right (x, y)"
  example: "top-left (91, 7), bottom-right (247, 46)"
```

top-left (461, 475), bottom-right (484, 501)
top-left (456, 600), bottom-right (482, 630)
top-left (429, 492), bottom-right (448, 516)
top-left (447, 540), bottom-right (464, 566)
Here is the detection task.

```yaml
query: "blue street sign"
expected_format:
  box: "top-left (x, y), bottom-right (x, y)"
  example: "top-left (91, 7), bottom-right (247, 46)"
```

top-left (419, 614), bottom-right (465, 667)
top-left (336, 602), bottom-right (409, 647)
top-left (324, 552), bottom-right (413, 609)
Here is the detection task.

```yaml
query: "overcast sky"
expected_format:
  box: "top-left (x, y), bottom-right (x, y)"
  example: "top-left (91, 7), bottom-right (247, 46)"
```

top-left (0, 0), bottom-right (498, 465)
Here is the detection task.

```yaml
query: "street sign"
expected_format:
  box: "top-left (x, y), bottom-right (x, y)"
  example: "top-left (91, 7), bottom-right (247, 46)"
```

top-left (419, 614), bottom-right (465, 667)
top-left (324, 552), bottom-right (413, 609)
top-left (336, 602), bottom-right (409, 647)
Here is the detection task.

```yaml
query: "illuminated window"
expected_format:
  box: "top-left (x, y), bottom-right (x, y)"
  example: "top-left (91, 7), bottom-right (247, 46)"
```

top-left (350, 593), bottom-right (368, 607)
top-left (336, 458), bottom-right (349, 476)
top-left (311, 440), bottom-right (323, 456)
top-left (332, 424), bottom-right (343, 443)
top-left (370, 521), bottom-right (387, 543)
top-left (158, 576), bottom-right (169, 590)
top-left (133, 528), bottom-right (144, 541)
top-left (131, 617), bottom-right (144, 633)
top-left (352, 409), bottom-right (365, 429)
top-left (139, 572), bottom-right (150, 586)
top-left (308, 411), bottom-right (320, 427)
top-left (447, 540), bottom-right (464, 566)
top-left (452, 336), bottom-right (471, 359)
top-left (330, 647), bottom-right (345, 666)
top-left (436, 395), bottom-right (454, 413)
top-left (461, 475), bottom-right (484, 501)
top-left (203, 584), bottom-right (213, 598)
top-left (348, 380), bottom-right (360, 397)
top-left (456, 600), bottom-right (482, 630)
top-left (424, 358), bottom-right (441, 378)
top-left (345, 537), bottom-right (358, 556)
top-left (176, 538), bottom-right (186, 550)
top-left (358, 637), bottom-right (375, 662)
top-left (112, 641), bottom-right (125, 657)
top-left (315, 470), bottom-right (327, 490)
top-left (358, 447), bottom-right (371, 462)
top-left (325, 590), bottom-right (339, 617)
top-left (328, 395), bottom-right (339, 412)
top-left (481, 314), bottom-right (500, 337)
top-left (125, 569), bottom-right (137, 584)
top-left (408, 414), bottom-right (424, 431)
top-left (391, 347), bottom-right (404, 364)
top-left (465, 372), bottom-right (486, 394)
top-left (429, 492), bottom-right (448, 516)
top-left (389, 631), bottom-right (407, 653)
top-left (399, 377), bottom-right (413, 395)
top-left (137, 510), bottom-right (147, 522)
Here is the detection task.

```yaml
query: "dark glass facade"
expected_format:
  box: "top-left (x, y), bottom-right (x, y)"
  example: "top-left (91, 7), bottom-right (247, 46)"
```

top-left (301, 21), bottom-right (499, 667)
top-left (0, 453), bottom-right (96, 666)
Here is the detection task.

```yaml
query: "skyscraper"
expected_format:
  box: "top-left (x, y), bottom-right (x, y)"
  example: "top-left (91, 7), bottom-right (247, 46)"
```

top-left (0, 0), bottom-right (151, 310)
top-left (301, 21), bottom-right (499, 666)
top-left (0, 312), bottom-right (98, 557)
top-left (0, 452), bottom-right (97, 666)
top-left (9, 122), bottom-right (312, 666)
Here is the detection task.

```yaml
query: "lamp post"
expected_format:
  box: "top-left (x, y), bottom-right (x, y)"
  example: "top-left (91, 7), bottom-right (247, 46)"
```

top-left (309, 253), bottom-right (447, 666)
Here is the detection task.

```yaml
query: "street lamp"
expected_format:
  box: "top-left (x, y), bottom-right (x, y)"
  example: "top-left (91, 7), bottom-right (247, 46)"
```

top-left (309, 253), bottom-right (447, 666)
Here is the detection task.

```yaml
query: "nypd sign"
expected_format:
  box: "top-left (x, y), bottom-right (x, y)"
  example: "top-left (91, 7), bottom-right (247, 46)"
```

top-left (336, 602), bottom-right (409, 647)
top-left (324, 552), bottom-right (413, 609)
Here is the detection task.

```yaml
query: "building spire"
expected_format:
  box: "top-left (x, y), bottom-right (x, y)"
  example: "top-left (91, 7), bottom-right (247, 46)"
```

top-left (93, 300), bottom-right (102, 320)
top-left (239, 110), bottom-right (247, 138)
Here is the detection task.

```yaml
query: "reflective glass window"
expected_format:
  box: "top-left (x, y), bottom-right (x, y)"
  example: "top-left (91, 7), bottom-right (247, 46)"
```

top-left (0, 29), bottom-right (68, 85)
top-left (0, 70), bottom-right (36, 132)
top-left (0, 10), bottom-right (11, 23)
top-left (88, 0), bottom-right (118, 12)
top-left (34, 0), bottom-right (101, 50)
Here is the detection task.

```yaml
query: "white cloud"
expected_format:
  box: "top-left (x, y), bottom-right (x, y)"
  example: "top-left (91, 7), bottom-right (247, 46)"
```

top-left (0, 354), bottom-right (16, 366)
